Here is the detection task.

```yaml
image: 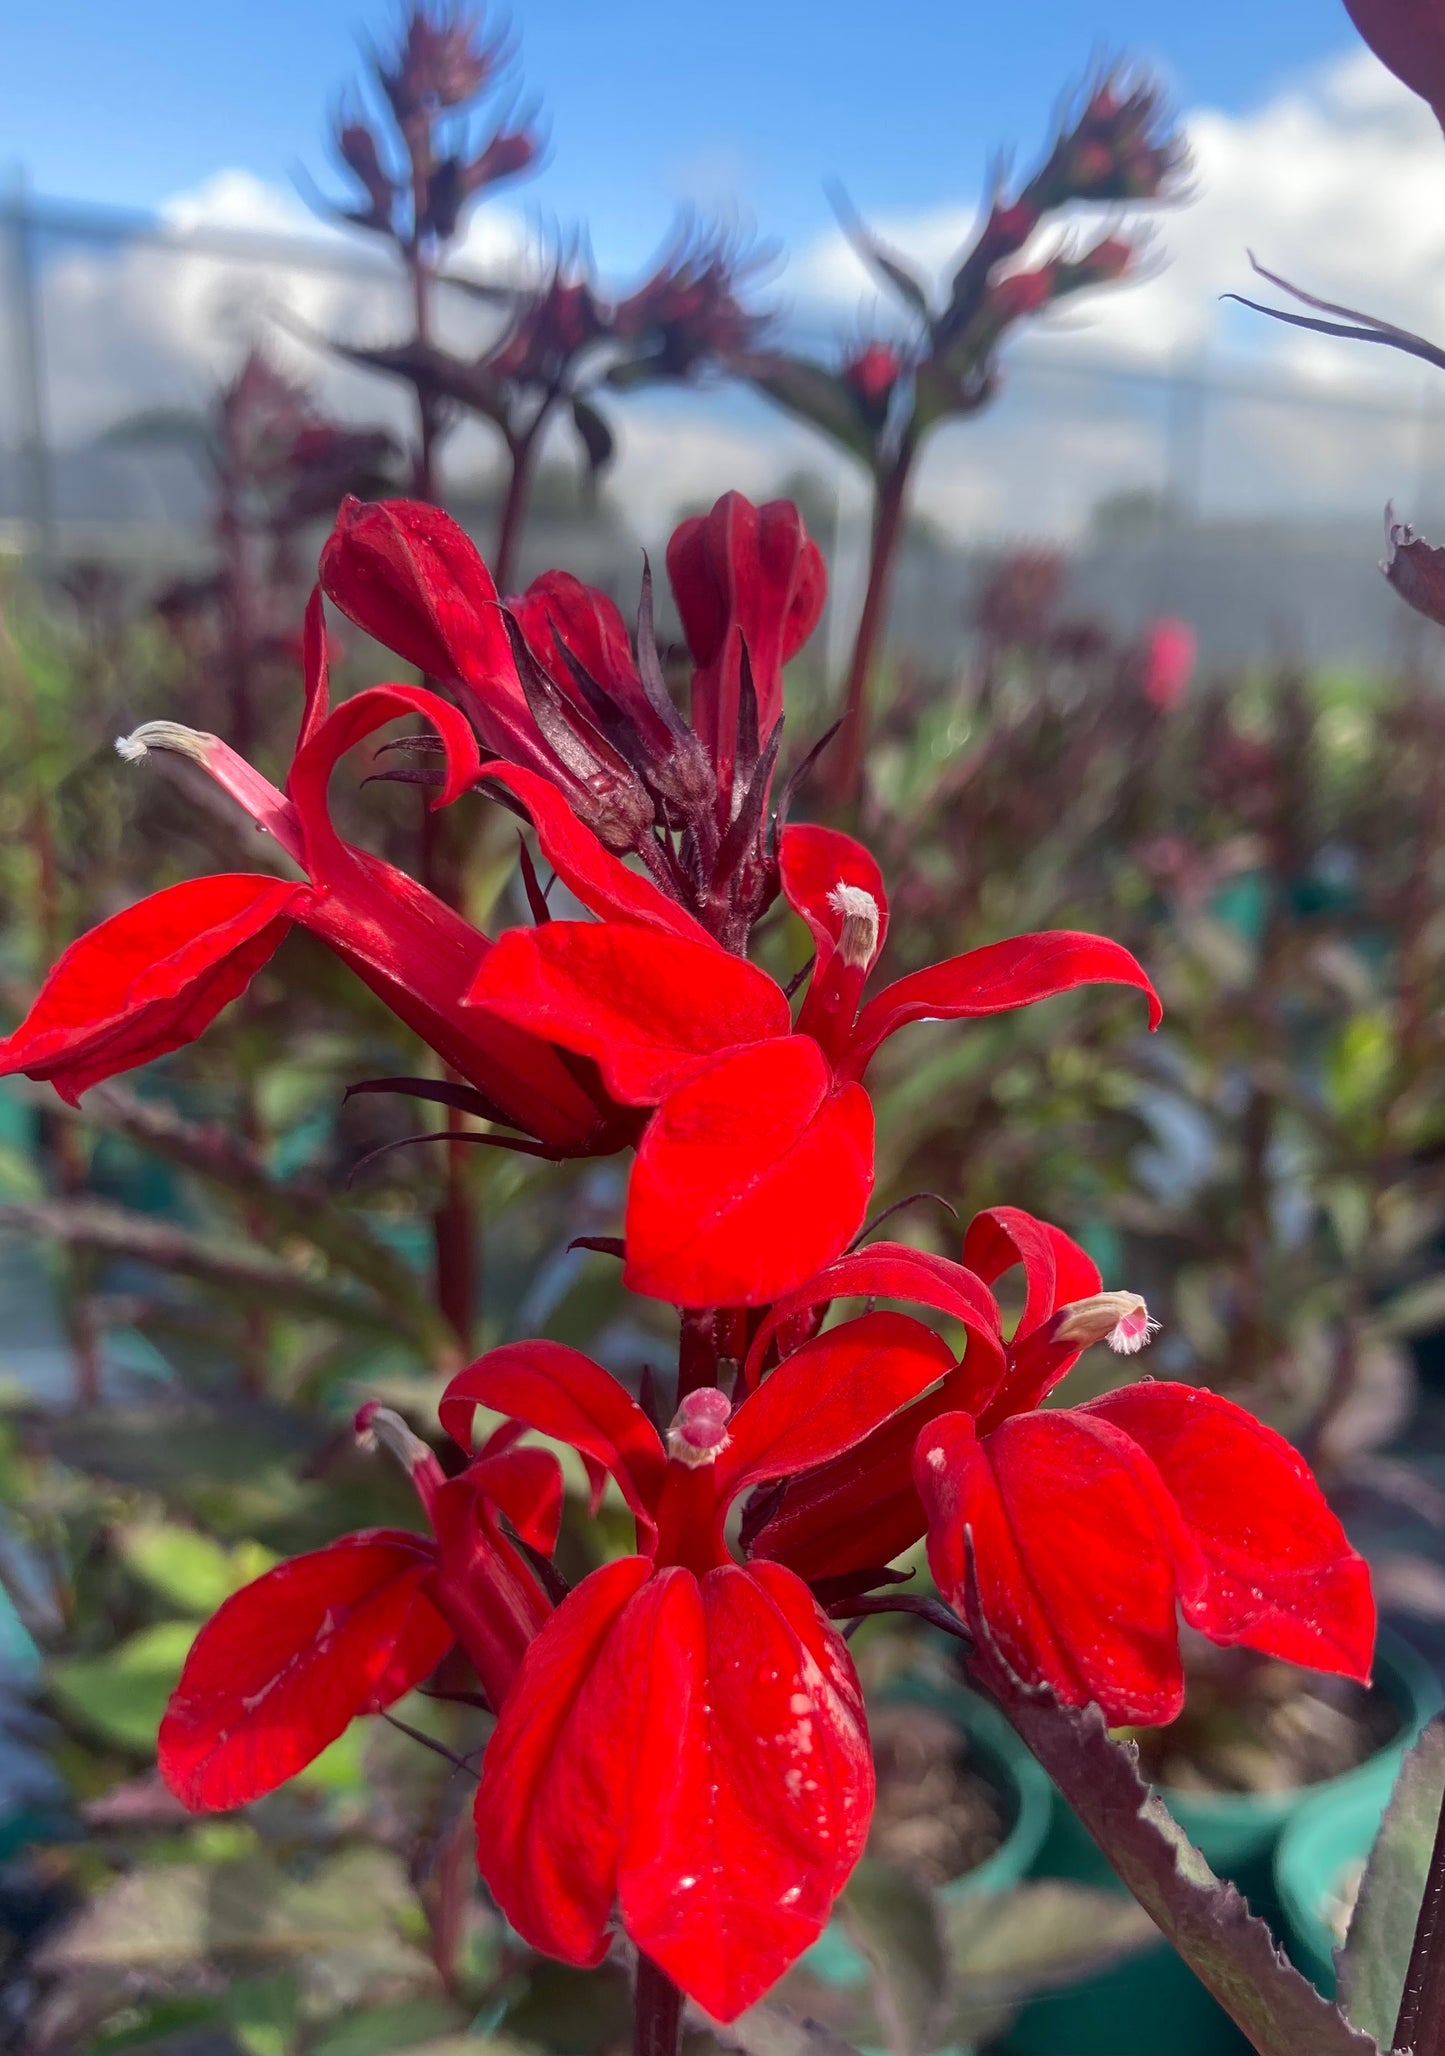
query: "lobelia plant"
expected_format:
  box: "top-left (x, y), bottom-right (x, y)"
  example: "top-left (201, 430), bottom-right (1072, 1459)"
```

top-left (0, 490), bottom-right (1387, 2053)
top-left (737, 73), bottom-right (1186, 803)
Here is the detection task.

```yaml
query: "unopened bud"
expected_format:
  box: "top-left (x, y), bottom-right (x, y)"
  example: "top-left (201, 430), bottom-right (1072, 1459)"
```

top-left (1052, 1291), bottom-right (1159, 1356)
top-left (828, 882), bottom-right (881, 969)
top-left (666, 1387), bottom-right (733, 1467)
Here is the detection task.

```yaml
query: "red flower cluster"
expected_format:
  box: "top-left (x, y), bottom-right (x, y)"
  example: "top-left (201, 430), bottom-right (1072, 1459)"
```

top-left (0, 487), bottom-right (1375, 2022)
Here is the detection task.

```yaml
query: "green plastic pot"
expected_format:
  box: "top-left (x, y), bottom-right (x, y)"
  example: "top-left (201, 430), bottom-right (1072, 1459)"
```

top-left (1274, 1751), bottom-right (1404, 1996)
top-left (1003, 1631), bottom-right (1439, 2056)
top-left (804, 1675), bottom-right (1053, 1989)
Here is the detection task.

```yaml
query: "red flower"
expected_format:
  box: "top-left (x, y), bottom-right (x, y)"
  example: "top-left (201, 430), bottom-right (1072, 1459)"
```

top-left (0, 595), bottom-right (624, 1156)
top-left (440, 1316), bottom-right (957, 2018)
top-left (939, 1212), bottom-right (1375, 1726)
top-left (467, 818), bottom-right (1160, 1304)
top-left (746, 1206), bottom-right (1375, 1724)
top-left (319, 490), bottom-right (819, 858)
top-left (158, 1405), bottom-right (553, 1812)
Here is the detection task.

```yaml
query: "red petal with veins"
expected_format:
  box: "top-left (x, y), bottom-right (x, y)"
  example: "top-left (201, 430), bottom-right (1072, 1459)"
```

top-left (844, 932), bottom-right (1162, 1078)
top-left (482, 762), bottom-right (711, 941)
top-left (476, 1557), bottom-right (871, 2021)
top-left (718, 1311), bottom-right (953, 1506)
top-left (916, 1409), bottom-right (1208, 1726)
top-left (440, 1340), bottom-right (666, 1543)
top-left (468, 921), bottom-right (789, 1105)
top-left (158, 1532), bottom-right (452, 1811)
top-left (624, 1037), bottom-right (874, 1307)
top-left (1082, 1383), bottom-right (1375, 1682)
top-left (0, 875), bottom-right (308, 1107)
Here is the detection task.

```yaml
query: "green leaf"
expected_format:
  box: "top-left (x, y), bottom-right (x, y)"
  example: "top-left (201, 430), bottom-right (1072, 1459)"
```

top-left (49, 1620), bottom-right (196, 1752)
top-left (226, 1972), bottom-right (299, 2056)
top-left (1339, 1716), bottom-right (1445, 2047)
top-left (839, 1858), bottom-right (946, 2056)
top-left (116, 1522), bottom-right (276, 1616)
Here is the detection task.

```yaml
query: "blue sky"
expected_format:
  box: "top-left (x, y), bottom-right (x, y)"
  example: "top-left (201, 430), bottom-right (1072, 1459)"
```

top-left (7, 0), bottom-right (1365, 262)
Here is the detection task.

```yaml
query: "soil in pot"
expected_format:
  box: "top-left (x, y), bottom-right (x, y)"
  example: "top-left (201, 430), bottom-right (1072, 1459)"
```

top-left (1124, 1638), bottom-right (1401, 1799)
top-left (866, 1700), bottom-right (1011, 1888)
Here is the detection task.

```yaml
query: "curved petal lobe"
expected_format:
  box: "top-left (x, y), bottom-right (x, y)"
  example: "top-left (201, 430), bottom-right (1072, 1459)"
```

top-left (1083, 1383), bottom-right (1375, 1682)
top-left (916, 1410), bottom-right (1206, 1726)
top-left (158, 1532), bottom-right (451, 1811)
top-left (625, 1038), bottom-right (875, 1307)
top-left (468, 922), bottom-right (789, 1106)
top-left (0, 875), bottom-right (307, 1106)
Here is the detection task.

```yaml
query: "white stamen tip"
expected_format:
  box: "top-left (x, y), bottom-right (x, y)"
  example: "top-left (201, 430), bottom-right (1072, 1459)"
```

top-left (1054, 1290), bottom-right (1158, 1355)
top-left (827, 882), bottom-right (881, 968)
top-left (115, 720), bottom-right (217, 768)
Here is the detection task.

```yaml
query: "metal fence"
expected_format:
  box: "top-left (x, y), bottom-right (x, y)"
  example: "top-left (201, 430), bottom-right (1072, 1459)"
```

top-left (3, 182), bottom-right (1443, 672)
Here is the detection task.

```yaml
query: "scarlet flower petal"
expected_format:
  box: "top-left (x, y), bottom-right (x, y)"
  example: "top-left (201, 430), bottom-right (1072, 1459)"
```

top-left (158, 1532), bottom-right (452, 1811)
top-left (482, 762), bottom-right (711, 942)
top-left (293, 586), bottom-right (332, 762)
top-left (844, 931), bottom-right (1162, 1079)
top-left (624, 1038), bottom-right (875, 1307)
top-left (440, 1339), bottom-right (667, 1544)
top-left (467, 921), bottom-right (790, 1105)
top-left (779, 823), bottom-right (889, 973)
top-left (511, 569), bottom-right (642, 709)
top-left (619, 1562), bottom-right (872, 2020)
top-left (742, 1241), bottom-right (1006, 1401)
top-left (0, 875), bottom-right (308, 1106)
top-left (289, 682), bottom-right (481, 876)
top-left (916, 1410), bottom-right (1206, 1726)
top-left (962, 1206), bottom-right (1101, 1338)
top-left (1081, 1383), bottom-right (1376, 1682)
top-left (718, 1311), bottom-right (954, 1507)
top-left (463, 1445), bottom-right (566, 1557)
top-left (474, 1554), bottom-right (661, 1968)
top-left (476, 1557), bottom-right (872, 2021)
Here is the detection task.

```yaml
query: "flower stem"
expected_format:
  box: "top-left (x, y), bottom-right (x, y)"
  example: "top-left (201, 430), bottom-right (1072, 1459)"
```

top-left (633, 1952), bottom-right (683, 2056)
top-left (493, 420), bottom-right (545, 594)
top-left (832, 447), bottom-right (913, 806)
top-left (1395, 1777), bottom-right (1445, 2054)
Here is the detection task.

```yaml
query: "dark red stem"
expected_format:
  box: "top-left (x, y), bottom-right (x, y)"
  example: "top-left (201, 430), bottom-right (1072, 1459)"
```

top-left (493, 418), bottom-right (545, 595)
top-left (832, 446), bottom-right (914, 805)
top-left (633, 1952), bottom-right (684, 2056)
top-left (677, 1307), bottom-right (718, 1400)
top-left (1395, 1779), bottom-right (1445, 2054)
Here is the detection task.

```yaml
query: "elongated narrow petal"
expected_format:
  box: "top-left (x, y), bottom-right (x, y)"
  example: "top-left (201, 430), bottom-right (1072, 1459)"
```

top-left (625, 1037), bottom-right (875, 1307)
top-left (474, 1554), bottom-right (662, 1967)
top-left (743, 1241), bottom-right (1006, 1402)
top-left (0, 876), bottom-right (308, 1106)
top-left (426, 1473), bottom-right (553, 1708)
top-left (719, 1312), bottom-right (953, 1510)
top-left (468, 922), bottom-right (790, 1105)
top-left (440, 1339), bottom-right (667, 1543)
top-left (158, 1532), bottom-right (453, 1811)
top-left (288, 682), bottom-right (481, 877)
top-left (464, 1445), bottom-right (565, 1557)
top-left (481, 763), bottom-right (711, 941)
top-left (293, 585), bottom-right (332, 762)
top-left (1082, 1383), bottom-right (1376, 1682)
top-left (962, 1206), bottom-right (1101, 1338)
top-left (476, 1558), bottom-right (871, 2022)
top-left (916, 1410), bottom-right (1207, 1726)
top-left (844, 932), bottom-right (1162, 1079)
